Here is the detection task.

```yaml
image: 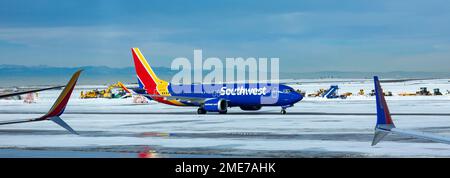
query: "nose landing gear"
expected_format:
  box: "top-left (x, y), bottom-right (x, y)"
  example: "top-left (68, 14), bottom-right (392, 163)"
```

top-left (281, 105), bottom-right (293, 115)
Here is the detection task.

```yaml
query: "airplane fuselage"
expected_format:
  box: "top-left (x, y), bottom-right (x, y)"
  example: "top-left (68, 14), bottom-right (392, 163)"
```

top-left (141, 80), bottom-right (303, 108)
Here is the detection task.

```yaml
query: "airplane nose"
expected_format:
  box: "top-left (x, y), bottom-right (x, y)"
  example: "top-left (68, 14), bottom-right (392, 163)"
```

top-left (293, 92), bottom-right (303, 103)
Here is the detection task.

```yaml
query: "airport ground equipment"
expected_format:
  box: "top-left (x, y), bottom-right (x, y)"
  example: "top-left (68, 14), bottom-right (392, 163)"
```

top-left (371, 76), bottom-right (450, 146)
top-left (433, 88), bottom-right (442, 95)
top-left (342, 92), bottom-right (353, 97)
top-left (307, 88), bottom-right (326, 97)
top-left (371, 90), bottom-right (393, 96)
top-left (358, 89), bottom-right (365, 96)
top-left (322, 85), bottom-right (339, 99)
top-left (133, 95), bottom-right (149, 104)
top-left (321, 85), bottom-right (348, 99)
top-left (80, 90), bottom-right (98, 99)
top-left (398, 92), bottom-right (417, 96)
top-left (117, 81), bottom-right (153, 102)
top-left (417, 87), bottom-right (432, 96)
top-left (23, 93), bottom-right (36, 103)
top-left (80, 82), bottom-right (127, 99)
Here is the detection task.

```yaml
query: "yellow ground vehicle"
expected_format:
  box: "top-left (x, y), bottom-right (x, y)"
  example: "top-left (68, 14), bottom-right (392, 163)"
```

top-left (342, 92), bottom-right (352, 97)
top-left (398, 87), bottom-right (438, 96)
top-left (370, 90), bottom-right (393, 96)
top-left (307, 89), bottom-right (326, 97)
top-left (80, 90), bottom-right (99, 99)
top-left (398, 92), bottom-right (416, 96)
top-left (80, 82), bottom-right (127, 99)
top-left (358, 89), bottom-right (365, 96)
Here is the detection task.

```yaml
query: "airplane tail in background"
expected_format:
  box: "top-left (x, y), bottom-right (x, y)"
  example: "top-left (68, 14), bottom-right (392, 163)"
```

top-left (131, 48), bottom-right (164, 95)
top-left (137, 77), bottom-right (145, 89)
top-left (372, 76), bottom-right (396, 146)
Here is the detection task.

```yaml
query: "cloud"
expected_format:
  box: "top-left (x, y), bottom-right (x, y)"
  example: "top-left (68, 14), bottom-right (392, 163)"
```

top-left (0, 0), bottom-right (450, 72)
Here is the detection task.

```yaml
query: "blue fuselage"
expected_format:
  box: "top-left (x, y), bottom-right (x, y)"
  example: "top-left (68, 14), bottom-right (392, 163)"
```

top-left (167, 83), bottom-right (303, 107)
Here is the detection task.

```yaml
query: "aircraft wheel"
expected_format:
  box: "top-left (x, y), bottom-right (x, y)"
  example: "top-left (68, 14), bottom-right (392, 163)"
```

top-left (197, 108), bottom-right (207, 114)
top-left (281, 109), bottom-right (287, 115)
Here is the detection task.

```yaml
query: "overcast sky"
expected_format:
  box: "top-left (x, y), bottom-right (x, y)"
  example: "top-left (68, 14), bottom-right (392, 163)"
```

top-left (0, 0), bottom-right (450, 72)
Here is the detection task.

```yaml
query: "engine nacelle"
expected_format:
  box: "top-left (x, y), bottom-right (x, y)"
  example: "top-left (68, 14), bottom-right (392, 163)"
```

top-left (240, 106), bottom-right (262, 111)
top-left (204, 98), bottom-right (228, 113)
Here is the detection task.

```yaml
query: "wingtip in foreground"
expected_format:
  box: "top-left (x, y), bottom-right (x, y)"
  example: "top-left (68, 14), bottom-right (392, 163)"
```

top-left (372, 76), bottom-right (396, 146)
top-left (42, 69), bottom-right (82, 134)
top-left (0, 70), bottom-right (82, 135)
top-left (372, 76), bottom-right (450, 146)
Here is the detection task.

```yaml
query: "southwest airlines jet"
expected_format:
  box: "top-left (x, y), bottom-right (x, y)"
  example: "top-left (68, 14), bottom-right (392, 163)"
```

top-left (372, 76), bottom-right (450, 146)
top-left (0, 70), bottom-right (82, 134)
top-left (131, 48), bottom-right (303, 114)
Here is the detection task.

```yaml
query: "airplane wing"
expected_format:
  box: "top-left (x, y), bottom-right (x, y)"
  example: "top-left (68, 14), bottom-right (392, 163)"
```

top-left (0, 70), bottom-right (82, 135)
top-left (142, 94), bottom-right (215, 104)
top-left (390, 128), bottom-right (450, 145)
top-left (0, 118), bottom-right (41, 125)
top-left (0, 85), bottom-right (64, 99)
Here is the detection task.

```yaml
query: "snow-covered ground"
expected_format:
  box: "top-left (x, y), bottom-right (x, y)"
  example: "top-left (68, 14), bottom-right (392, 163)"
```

top-left (0, 79), bottom-right (450, 157)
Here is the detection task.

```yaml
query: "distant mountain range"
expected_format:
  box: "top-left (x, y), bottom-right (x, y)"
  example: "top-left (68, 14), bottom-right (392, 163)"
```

top-left (0, 65), bottom-right (449, 87)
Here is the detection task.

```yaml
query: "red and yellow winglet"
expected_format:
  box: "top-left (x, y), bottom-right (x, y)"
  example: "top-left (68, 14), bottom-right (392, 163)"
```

top-left (118, 81), bottom-right (132, 94)
top-left (41, 70), bottom-right (82, 134)
top-left (43, 70), bottom-right (82, 118)
top-left (0, 70), bottom-right (82, 134)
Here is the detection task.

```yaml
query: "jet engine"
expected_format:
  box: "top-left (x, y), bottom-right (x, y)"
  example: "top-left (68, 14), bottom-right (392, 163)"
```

top-left (204, 98), bottom-right (228, 113)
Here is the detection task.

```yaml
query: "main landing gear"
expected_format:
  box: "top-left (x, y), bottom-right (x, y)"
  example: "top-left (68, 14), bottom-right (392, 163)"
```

top-left (281, 109), bottom-right (287, 115)
top-left (197, 108), bottom-right (227, 114)
top-left (197, 108), bottom-right (207, 114)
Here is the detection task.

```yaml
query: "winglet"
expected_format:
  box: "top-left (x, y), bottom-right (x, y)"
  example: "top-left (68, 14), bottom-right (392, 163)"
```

top-left (41, 70), bottom-right (82, 134)
top-left (372, 76), bottom-right (395, 146)
top-left (118, 81), bottom-right (134, 94)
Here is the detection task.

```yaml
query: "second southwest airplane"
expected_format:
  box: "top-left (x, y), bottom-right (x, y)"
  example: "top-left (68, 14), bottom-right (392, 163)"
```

top-left (131, 48), bottom-right (303, 114)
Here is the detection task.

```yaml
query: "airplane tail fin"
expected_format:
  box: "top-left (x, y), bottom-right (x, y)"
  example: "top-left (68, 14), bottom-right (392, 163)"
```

top-left (137, 77), bottom-right (144, 89)
top-left (131, 48), bottom-right (163, 95)
top-left (372, 76), bottom-right (396, 146)
top-left (41, 70), bottom-right (82, 135)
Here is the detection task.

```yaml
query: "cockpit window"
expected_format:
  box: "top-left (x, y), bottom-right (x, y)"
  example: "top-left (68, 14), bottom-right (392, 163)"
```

top-left (283, 89), bottom-right (293, 93)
